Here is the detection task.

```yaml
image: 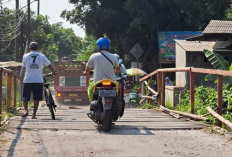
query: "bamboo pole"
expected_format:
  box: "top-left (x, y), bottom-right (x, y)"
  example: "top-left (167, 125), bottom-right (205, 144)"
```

top-left (190, 70), bottom-right (195, 114)
top-left (217, 75), bottom-right (223, 127)
top-left (149, 77), bottom-right (153, 104)
top-left (206, 107), bottom-right (232, 130)
top-left (160, 105), bottom-right (209, 121)
top-left (6, 73), bottom-right (12, 112)
top-left (141, 96), bottom-right (155, 100)
top-left (144, 81), bottom-right (158, 95)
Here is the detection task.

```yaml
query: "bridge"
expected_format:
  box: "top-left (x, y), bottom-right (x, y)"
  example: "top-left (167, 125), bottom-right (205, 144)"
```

top-left (2, 66), bottom-right (232, 157)
top-left (1, 66), bottom-right (232, 131)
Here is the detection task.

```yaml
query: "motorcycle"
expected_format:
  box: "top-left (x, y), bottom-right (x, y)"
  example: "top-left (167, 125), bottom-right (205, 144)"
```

top-left (128, 93), bottom-right (139, 108)
top-left (87, 77), bottom-right (125, 132)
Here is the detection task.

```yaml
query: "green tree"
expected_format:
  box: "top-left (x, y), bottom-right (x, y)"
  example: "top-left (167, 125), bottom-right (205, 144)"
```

top-left (78, 35), bottom-right (97, 61)
top-left (62, 0), bottom-right (231, 72)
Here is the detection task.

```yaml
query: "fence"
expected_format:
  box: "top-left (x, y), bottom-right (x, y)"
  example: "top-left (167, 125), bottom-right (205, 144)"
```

top-left (0, 67), bottom-right (23, 124)
top-left (139, 67), bottom-right (232, 128)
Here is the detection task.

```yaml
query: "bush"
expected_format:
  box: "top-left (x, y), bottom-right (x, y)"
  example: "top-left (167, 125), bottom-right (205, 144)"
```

top-left (176, 85), bottom-right (232, 126)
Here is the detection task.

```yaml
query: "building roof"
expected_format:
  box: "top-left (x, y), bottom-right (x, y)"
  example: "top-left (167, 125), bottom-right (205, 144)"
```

top-left (0, 61), bottom-right (22, 68)
top-left (175, 40), bottom-right (216, 52)
top-left (203, 20), bottom-right (232, 34)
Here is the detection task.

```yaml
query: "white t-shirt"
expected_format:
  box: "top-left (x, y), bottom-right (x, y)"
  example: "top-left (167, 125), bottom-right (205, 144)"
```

top-left (22, 51), bottom-right (51, 83)
top-left (86, 50), bottom-right (119, 83)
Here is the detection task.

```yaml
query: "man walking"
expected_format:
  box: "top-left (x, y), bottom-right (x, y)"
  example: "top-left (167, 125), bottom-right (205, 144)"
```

top-left (21, 42), bottom-right (56, 119)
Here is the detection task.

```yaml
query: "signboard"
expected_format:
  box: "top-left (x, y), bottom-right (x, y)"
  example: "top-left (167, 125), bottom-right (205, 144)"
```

top-left (59, 76), bottom-right (65, 86)
top-left (59, 76), bottom-right (86, 86)
top-left (130, 43), bottom-right (144, 60)
top-left (80, 76), bottom-right (86, 86)
top-left (158, 31), bottom-right (202, 64)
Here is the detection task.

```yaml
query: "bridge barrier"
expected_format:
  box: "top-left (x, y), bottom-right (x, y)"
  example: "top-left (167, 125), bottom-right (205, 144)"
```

top-left (0, 67), bottom-right (23, 124)
top-left (139, 67), bottom-right (232, 128)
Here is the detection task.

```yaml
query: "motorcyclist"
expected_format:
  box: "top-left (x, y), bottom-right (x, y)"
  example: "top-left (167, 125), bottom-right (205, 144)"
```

top-left (114, 54), bottom-right (127, 80)
top-left (83, 37), bottom-right (120, 101)
top-left (114, 54), bottom-right (127, 98)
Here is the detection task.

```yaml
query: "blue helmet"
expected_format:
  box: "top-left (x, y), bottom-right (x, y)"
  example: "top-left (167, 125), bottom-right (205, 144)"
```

top-left (97, 37), bottom-right (111, 51)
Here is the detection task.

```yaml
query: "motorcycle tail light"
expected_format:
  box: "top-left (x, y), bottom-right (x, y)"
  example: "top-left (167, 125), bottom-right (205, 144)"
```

top-left (102, 81), bottom-right (112, 86)
top-left (57, 93), bottom-right (61, 97)
top-left (105, 100), bottom-right (111, 103)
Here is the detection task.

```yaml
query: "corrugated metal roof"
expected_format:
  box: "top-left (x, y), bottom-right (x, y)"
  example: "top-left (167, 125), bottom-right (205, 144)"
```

top-left (203, 20), bottom-right (232, 34)
top-left (175, 40), bottom-right (215, 52)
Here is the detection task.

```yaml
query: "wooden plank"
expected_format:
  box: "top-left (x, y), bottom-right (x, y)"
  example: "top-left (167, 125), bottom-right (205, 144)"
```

top-left (160, 106), bottom-right (209, 121)
top-left (157, 68), bottom-right (191, 73)
top-left (2, 68), bottom-right (12, 74)
top-left (144, 81), bottom-right (158, 95)
top-left (157, 72), bottom-right (162, 107)
top-left (217, 75), bottom-right (223, 127)
top-left (6, 73), bottom-right (12, 112)
top-left (190, 71), bottom-right (195, 114)
top-left (207, 107), bottom-right (232, 130)
top-left (13, 75), bottom-right (17, 108)
top-left (162, 72), bottom-right (165, 106)
top-left (15, 125), bottom-right (205, 130)
top-left (0, 68), bottom-right (2, 122)
top-left (139, 70), bottom-right (157, 82)
top-left (192, 68), bottom-right (232, 77)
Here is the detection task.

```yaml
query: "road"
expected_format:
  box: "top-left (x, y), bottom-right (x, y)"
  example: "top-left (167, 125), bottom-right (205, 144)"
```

top-left (0, 104), bottom-right (232, 157)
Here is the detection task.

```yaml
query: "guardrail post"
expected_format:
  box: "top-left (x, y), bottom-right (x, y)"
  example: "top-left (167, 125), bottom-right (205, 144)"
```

top-left (6, 73), bottom-right (12, 112)
top-left (13, 75), bottom-right (17, 109)
top-left (190, 70), bottom-right (195, 114)
top-left (157, 72), bottom-right (162, 107)
top-left (0, 68), bottom-right (2, 123)
top-left (217, 75), bottom-right (223, 127)
top-left (149, 77), bottom-right (152, 104)
top-left (141, 81), bottom-right (145, 96)
top-left (162, 72), bottom-right (166, 106)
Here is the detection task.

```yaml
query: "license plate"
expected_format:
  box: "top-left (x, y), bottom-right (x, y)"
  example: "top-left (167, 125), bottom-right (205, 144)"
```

top-left (69, 94), bottom-right (77, 96)
top-left (99, 90), bottom-right (116, 97)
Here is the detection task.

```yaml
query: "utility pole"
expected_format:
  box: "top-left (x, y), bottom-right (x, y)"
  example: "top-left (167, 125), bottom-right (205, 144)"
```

top-left (27, 0), bottom-right (30, 45)
top-left (37, 0), bottom-right (40, 16)
top-left (15, 0), bottom-right (19, 62)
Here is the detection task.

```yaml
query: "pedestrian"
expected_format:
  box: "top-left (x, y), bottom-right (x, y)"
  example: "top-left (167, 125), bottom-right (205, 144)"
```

top-left (21, 42), bottom-right (56, 119)
top-left (165, 77), bottom-right (173, 86)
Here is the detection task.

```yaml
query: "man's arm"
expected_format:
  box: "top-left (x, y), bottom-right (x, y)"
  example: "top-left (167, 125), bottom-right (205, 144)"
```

top-left (115, 67), bottom-right (120, 74)
top-left (83, 67), bottom-right (92, 76)
top-left (47, 64), bottom-right (56, 75)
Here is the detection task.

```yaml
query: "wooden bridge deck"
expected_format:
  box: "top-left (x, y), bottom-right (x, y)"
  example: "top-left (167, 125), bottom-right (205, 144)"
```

top-left (10, 105), bottom-right (206, 130)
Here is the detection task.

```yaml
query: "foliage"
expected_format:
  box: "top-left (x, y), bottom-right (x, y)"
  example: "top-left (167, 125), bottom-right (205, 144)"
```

top-left (78, 35), bottom-right (97, 61)
top-left (62, 0), bottom-right (232, 73)
top-left (176, 86), bottom-right (232, 126)
top-left (0, 8), bottom-right (83, 63)
top-left (141, 102), bottom-right (156, 109)
top-left (203, 49), bottom-right (232, 83)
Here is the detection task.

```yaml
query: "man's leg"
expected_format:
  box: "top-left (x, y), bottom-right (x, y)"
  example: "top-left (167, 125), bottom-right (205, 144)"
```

top-left (88, 81), bottom-right (94, 101)
top-left (21, 101), bottom-right (29, 117)
top-left (32, 83), bottom-right (43, 119)
top-left (32, 100), bottom-right (39, 119)
top-left (22, 83), bottom-right (31, 117)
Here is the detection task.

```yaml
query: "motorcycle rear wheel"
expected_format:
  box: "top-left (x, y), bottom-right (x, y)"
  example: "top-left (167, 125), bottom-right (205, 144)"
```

top-left (102, 109), bottom-right (112, 132)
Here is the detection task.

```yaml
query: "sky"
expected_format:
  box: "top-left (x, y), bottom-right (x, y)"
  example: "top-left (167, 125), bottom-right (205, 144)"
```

top-left (3, 0), bottom-right (85, 38)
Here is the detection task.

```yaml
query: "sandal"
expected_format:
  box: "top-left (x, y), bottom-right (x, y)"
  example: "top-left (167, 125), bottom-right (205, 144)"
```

top-left (21, 111), bottom-right (28, 117)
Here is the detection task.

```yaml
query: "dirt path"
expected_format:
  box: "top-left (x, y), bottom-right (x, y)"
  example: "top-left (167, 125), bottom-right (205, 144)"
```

top-left (1, 128), bottom-right (232, 157)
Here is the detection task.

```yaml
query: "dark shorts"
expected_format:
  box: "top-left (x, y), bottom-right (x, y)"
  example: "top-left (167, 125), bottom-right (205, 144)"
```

top-left (23, 83), bottom-right (43, 101)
